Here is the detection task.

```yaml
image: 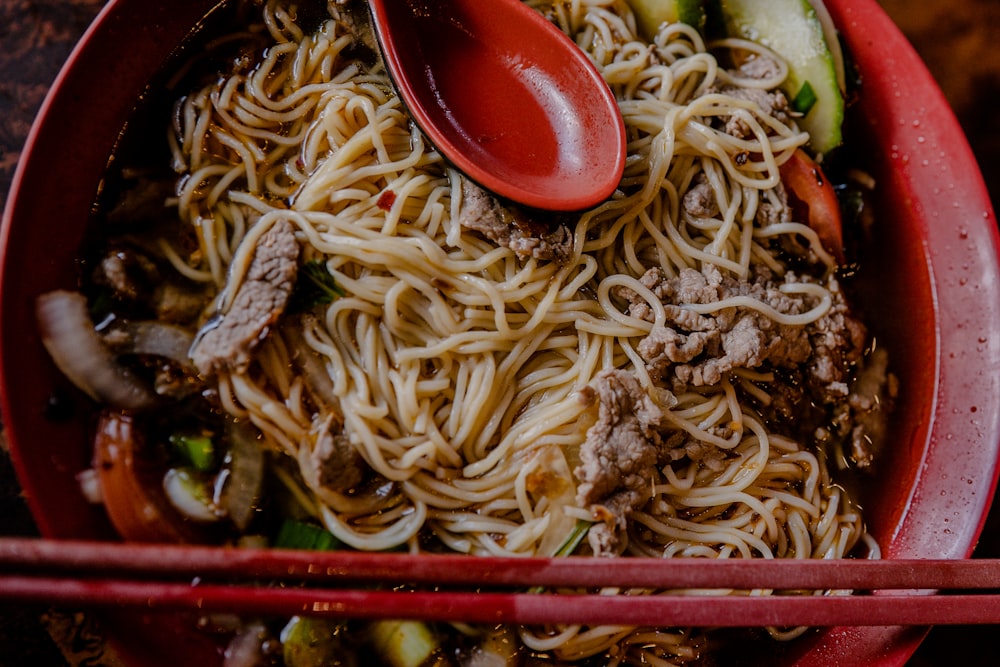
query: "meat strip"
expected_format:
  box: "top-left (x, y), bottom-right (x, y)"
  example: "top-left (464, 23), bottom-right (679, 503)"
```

top-left (309, 413), bottom-right (365, 493)
top-left (190, 219), bottom-right (300, 375)
top-left (458, 179), bottom-right (573, 263)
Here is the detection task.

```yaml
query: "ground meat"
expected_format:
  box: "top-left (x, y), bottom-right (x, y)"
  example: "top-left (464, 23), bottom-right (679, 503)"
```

top-left (682, 174), bottom-right (719, 219)
top-left (616, 264), bottom-right (864, 395)
top-left (736, 54), bottom-right (784, 82)
top-left (458, 179), bottom-right (573, 263)
top-left (812, 346), bottom-right (896, 471)
top-left (705, 55), bottom-right (791, 140)
top-left (756, 182), bottom-right (793, 228)
top-left (574, 370), bottom-right (670, 556)
top-left (806, 276), bottom-right (869, 390)
top-left (843, 347), bottom-right (894, 466)
top-left (190, 219), bottom-right (300, 375)
top-left (718, 85), bottom-right (791, 139)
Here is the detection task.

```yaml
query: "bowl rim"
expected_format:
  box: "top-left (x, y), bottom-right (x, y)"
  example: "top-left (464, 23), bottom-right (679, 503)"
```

top-left (2, 0), bottom-right (999, 665)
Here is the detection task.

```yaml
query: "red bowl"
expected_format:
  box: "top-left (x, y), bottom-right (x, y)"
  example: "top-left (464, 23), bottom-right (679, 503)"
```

top-left (2, 1), bottom-right (998, 665)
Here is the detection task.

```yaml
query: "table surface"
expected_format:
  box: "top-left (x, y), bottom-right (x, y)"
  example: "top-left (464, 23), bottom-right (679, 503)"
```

top-left (1, 0), bottom-right (998, 665)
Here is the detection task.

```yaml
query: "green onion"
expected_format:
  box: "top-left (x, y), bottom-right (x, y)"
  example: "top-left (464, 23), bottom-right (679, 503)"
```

top-left (275, 518), bottom-right (343, 551)
top-left (792, 80), bottom-right (818, 115)
top-left (280, 616), bottom-right (348, 667)
top-left (368, 620), bottom-right (439, 667)
top-left (169, 433), bottom-right (216, 472)
top-left (554, 519), bottom-right (592, 557)
top-left (529, 520), bottom-right (592, 594)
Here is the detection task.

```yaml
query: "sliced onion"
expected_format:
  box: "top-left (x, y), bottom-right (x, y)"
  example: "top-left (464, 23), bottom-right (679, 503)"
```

top-left (223, 621), bottom-right (271, 667)
top-left (283, 314), bottom-right (335, 409)
top-left (163, 468), bottom-right (222, 523)
top-left (36, 290), bottom-right (157, 411)
top-left (218, 418), bottom-right (265, 532)
top-left (112, 320), bottom-right (196, 367)
top-left (75, 468), bottom-right (103, 504)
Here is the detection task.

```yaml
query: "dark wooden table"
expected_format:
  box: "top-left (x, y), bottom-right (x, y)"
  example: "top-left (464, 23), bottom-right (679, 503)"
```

top-left (1, 0), bottom-right (998, 664)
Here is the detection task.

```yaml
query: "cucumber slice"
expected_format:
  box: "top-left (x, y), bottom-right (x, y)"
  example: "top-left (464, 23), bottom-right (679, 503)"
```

top-left (627, 0), bottom-right (707, 41)
top-left (716, 0), bottom-right (844, 155)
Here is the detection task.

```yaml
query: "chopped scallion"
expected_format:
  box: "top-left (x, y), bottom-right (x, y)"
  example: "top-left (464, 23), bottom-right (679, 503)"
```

top-left (528, 520), bottom-right (593, 594)
top-left (275, 518), bottom-right (342, 551)
top-left (792, 80), bottom-right (818, 115)
top-left (368, 620), bottom-right (439, 667)
top-left (280, 616), bottom-right (347, 666)
top-left (169, 433), bottom-right (216, 472)
top-left (554, 519), bottom-right (592, 557)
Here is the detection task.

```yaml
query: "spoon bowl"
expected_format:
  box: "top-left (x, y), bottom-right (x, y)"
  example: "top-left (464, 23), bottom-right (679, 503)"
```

top-left (369, 0), bottom-right (626, 211)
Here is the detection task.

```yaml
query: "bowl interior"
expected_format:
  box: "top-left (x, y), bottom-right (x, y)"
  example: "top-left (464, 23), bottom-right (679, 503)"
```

top-left (1, 1), bottom-right (998, 665)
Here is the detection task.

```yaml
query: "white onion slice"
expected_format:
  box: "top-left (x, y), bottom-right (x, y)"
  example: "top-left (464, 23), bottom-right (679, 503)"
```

top-left (35, 290), bottom-right (157, 410)
top-left (163, 468), bottom-right (220, 523)
top-left (218, 418), bottom-right (265, 531)
top-left (114, 320), bottom-right (196, 367)
top-left (223, 622), bottom-right (270, 667)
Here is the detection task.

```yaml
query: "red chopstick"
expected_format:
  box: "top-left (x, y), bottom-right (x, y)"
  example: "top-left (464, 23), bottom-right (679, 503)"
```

top-left (1, 537), bottom-right (997, 591)
top-left (2, 537), bottom-right (1000, 626)
top-left (2, 576), bottom-right (1000, 627)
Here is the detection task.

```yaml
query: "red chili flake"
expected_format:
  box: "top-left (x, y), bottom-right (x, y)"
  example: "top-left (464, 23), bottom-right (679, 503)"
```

top-left (377, 190), bottom-right (397, 211)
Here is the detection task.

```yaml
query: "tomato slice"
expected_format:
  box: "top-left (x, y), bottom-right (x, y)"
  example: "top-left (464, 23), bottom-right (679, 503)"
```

top-left (779, 149), bottom-right (845, 264)
top-left (93, 410), bottom-right (203, 543)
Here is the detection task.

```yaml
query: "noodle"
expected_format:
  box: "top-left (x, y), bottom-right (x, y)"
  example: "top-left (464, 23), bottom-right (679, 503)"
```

top-left (82, 0), bottom-right (889, 662)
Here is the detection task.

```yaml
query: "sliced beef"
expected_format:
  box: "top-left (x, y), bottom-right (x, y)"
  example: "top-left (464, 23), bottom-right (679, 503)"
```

top-left (574, 370), bottom-right (668, 556)
top-left (309, 413), bottom-right (365, 493)
top-left (458, 179), bottom-right (573, 263)
top-left (190, 219), bottom-right (300, 375)
top-left (91, 246), bottom-right (159, 302)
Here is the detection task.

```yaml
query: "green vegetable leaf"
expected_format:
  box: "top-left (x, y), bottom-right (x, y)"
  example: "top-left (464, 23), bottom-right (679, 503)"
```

top-left (792, 80), bottom-right (819, 115)
top-left (169, 433), bottom-right (216, 472)
top-left (275, 518), bottom-right (343, 551)
top-left (290, 260), bottom-right (345, 312)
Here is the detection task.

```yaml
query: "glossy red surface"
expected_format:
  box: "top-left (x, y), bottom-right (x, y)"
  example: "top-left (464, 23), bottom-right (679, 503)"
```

top-left (0, 0), bottom-right (997, 665)
top-left (369, 0), bottom-right (626, 211)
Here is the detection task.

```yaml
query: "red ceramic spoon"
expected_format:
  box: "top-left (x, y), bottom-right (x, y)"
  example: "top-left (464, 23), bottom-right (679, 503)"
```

top-left (368, 0), bottom-right (626, 211)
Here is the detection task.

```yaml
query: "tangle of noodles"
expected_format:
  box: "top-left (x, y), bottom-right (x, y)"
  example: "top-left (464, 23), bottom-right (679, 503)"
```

top-left (129, 0), bottom-right (886, 662)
